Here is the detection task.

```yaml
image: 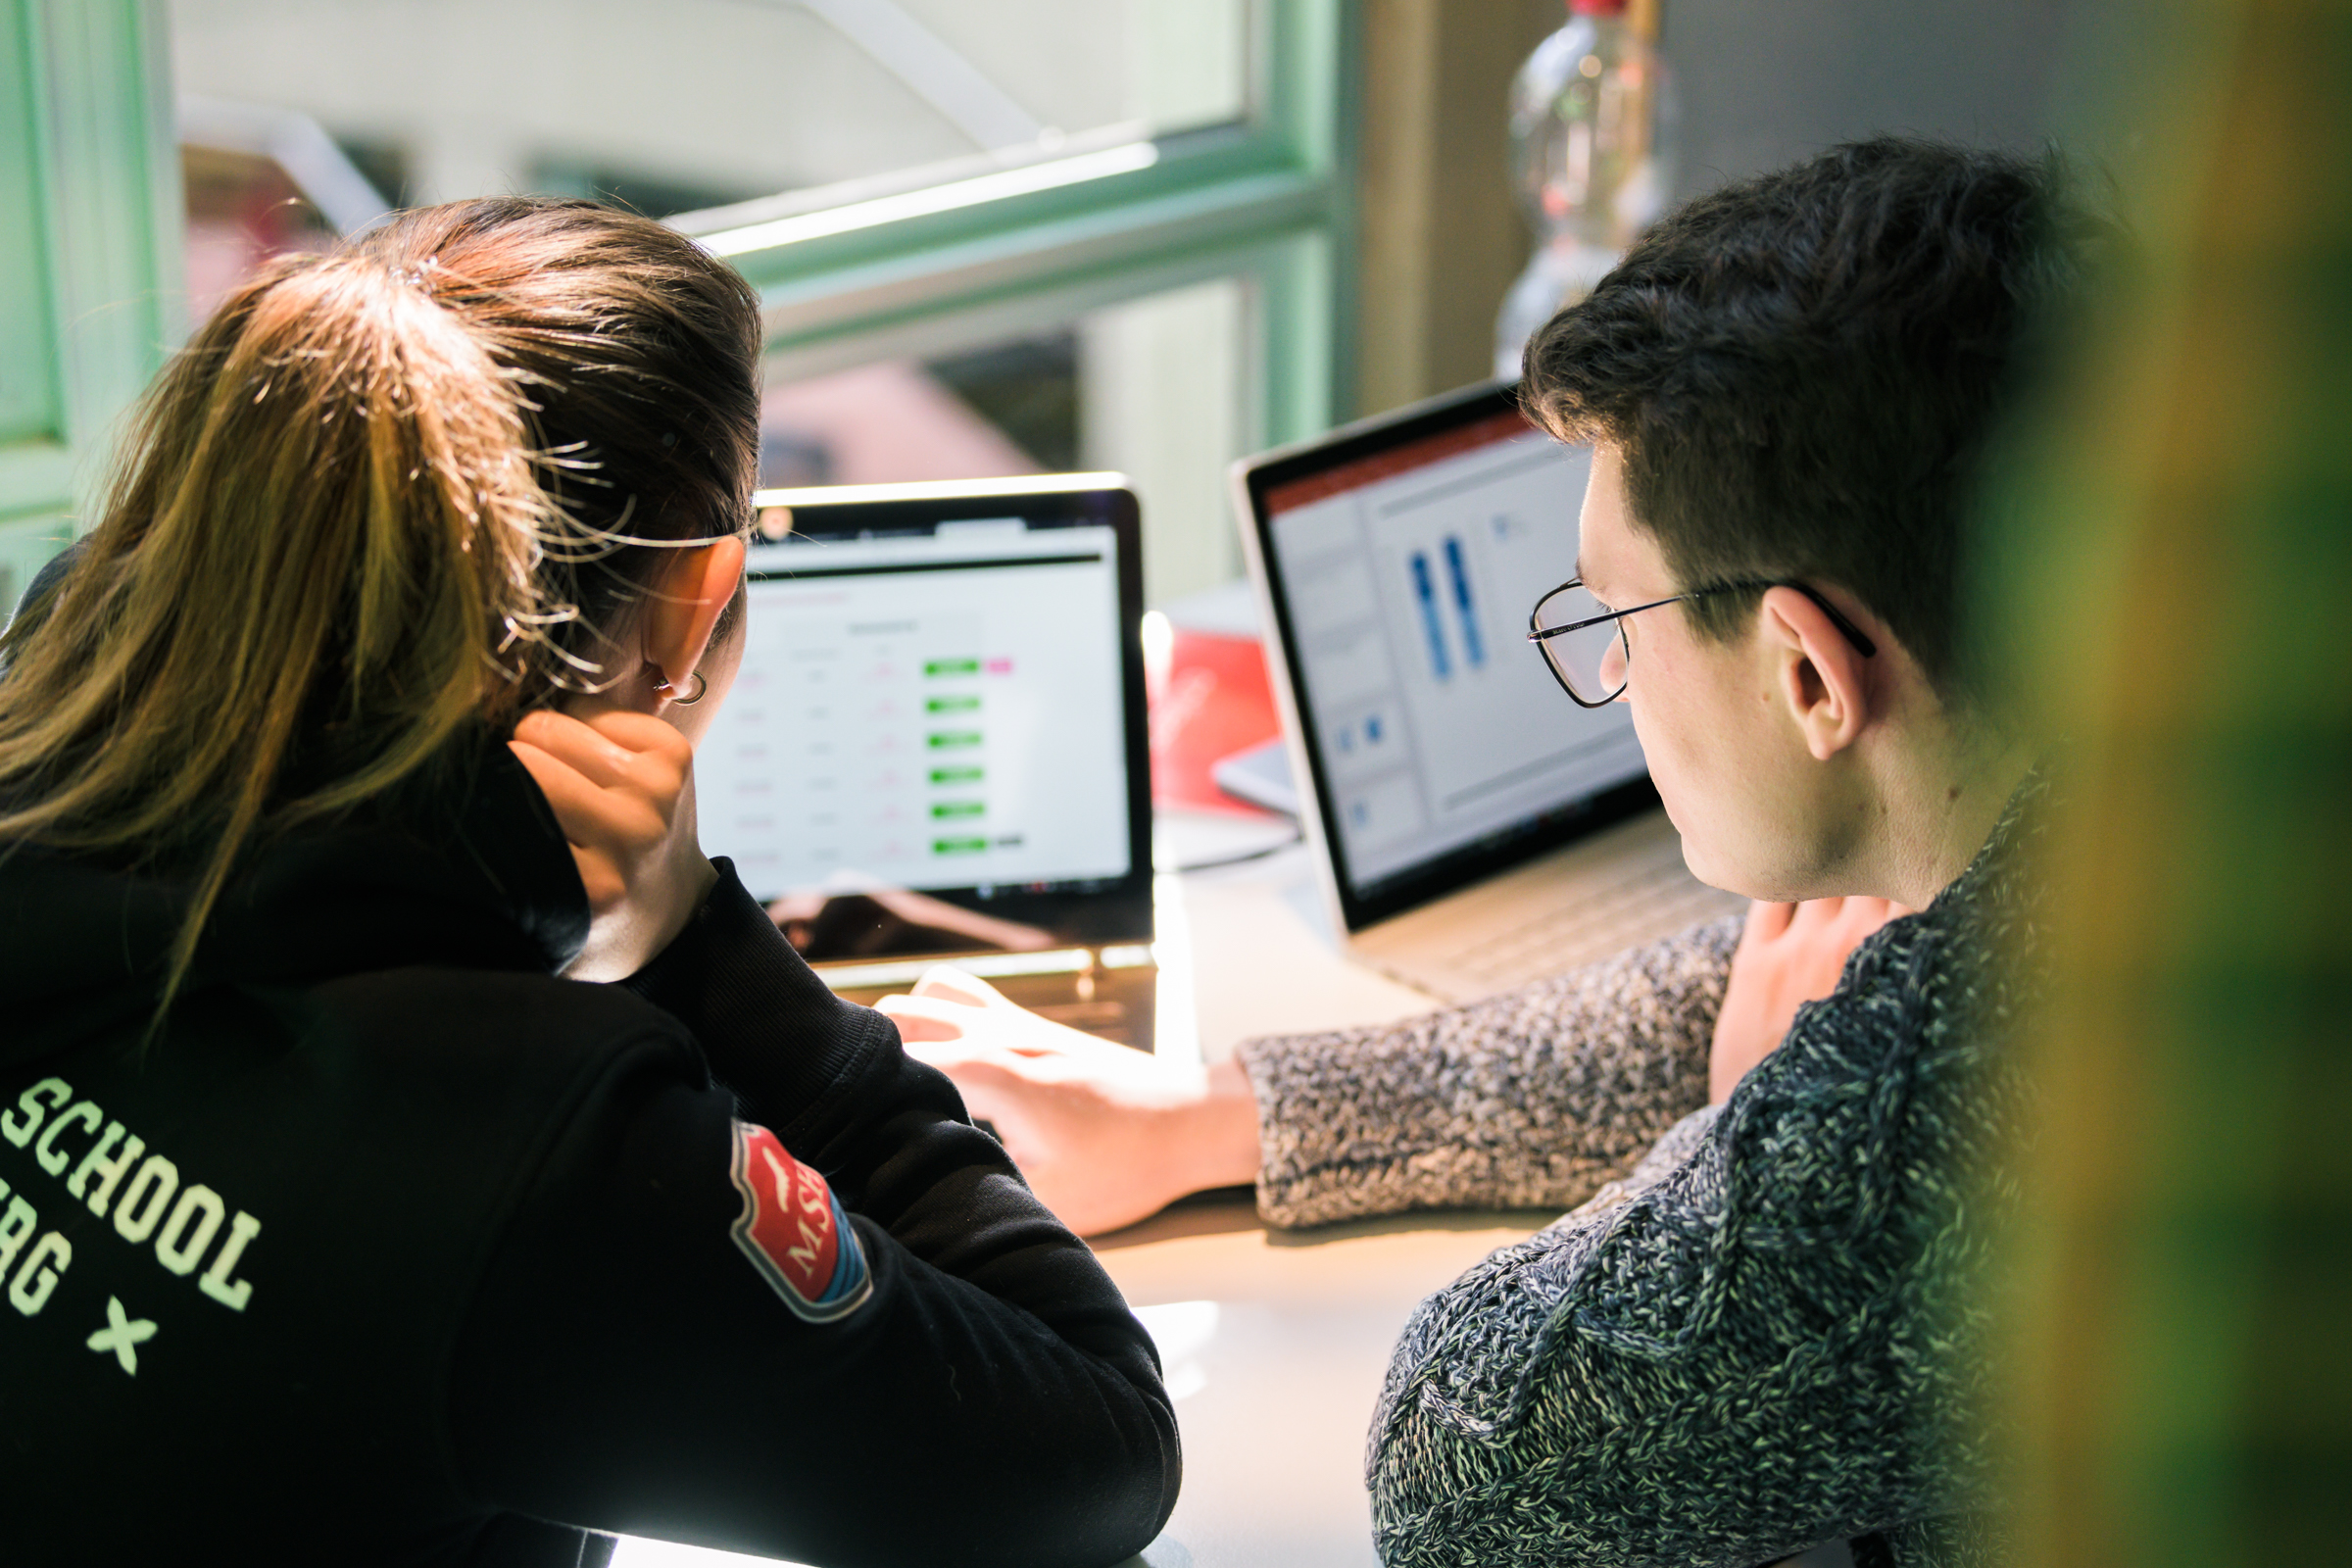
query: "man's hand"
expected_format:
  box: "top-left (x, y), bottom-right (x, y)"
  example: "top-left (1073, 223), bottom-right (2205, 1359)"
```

top-left (882, 970), bottom-right (1261, 1236)
top-left (1711, 897), bottom-right (1908, 1102)
top-left (509, 709), bottom-right (717, 982)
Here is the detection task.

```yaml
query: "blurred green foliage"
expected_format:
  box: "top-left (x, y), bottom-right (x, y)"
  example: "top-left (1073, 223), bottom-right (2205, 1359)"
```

top-left (1983, 2), bottom-right (2352, 1564)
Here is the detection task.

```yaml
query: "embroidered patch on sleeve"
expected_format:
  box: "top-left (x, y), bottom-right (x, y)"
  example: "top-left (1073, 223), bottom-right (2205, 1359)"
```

top-left (726, 1120), bottom-right (872, 1323)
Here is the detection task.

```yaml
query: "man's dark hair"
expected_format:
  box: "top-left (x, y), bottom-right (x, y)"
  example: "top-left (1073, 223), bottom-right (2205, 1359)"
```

top-left (1522, 136), bottom-right (2108, 699)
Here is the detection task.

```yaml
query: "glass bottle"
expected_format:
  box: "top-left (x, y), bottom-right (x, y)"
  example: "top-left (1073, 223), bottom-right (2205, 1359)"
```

top-left (1494, 0), bottom-right (1678, 379)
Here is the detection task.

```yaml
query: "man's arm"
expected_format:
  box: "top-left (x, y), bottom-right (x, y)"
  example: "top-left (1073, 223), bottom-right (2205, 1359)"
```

top-left (1237, 917), bottom-right (1739, 1227)
top-left (894, 918), bottom-right (1740, 1233)
top-left (895, 901), bottom-right (1894, 1235)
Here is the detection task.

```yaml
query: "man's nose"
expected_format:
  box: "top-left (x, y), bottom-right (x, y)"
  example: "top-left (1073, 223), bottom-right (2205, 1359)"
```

top-left (1599, 628), bottom-right (1630, 697)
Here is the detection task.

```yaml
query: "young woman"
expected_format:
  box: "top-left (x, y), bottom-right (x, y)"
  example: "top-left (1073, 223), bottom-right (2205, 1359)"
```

top-left (0, 199), bottom-right (1178, 1567)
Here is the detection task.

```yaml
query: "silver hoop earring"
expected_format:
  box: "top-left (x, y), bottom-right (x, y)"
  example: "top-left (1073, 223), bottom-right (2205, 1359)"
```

top-left (666, 670), bottom-right (707, 707)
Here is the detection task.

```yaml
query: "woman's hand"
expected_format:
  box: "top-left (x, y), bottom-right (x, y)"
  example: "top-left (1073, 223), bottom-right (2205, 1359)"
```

top-left (509, 709), bottom-right (716, 982)
top-left (1710, 897), bottom-right (1907, 1102)
top-left (882, 970), bottom-right (1262, 1237)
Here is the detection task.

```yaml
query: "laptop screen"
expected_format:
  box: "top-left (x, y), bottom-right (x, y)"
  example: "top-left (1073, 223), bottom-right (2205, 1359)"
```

top-left (694, 483), bottom-right (1152, 958)
top-left (1247, 385), bottom-right (1653, 923)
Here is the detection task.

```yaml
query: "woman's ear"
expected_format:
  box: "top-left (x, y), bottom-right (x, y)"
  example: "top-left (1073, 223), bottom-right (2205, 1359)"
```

top-left (644, 536), bottom-right (748, 698)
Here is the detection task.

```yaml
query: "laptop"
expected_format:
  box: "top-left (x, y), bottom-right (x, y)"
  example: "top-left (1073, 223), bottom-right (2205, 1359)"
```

top-left (1232, 381), bottom-right (1743, 1004)
top-left (693, 474), bottom-right (1158, 1047)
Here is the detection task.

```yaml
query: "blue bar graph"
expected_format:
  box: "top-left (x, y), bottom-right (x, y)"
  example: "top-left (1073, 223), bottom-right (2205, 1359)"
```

top-left (1409, 551), bottom-right (1450, 679)
top-left (1443, 534), bottom-right (1485, 667)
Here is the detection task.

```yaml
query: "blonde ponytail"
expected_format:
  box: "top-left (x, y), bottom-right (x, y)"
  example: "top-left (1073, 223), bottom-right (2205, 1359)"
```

top-left (0, 198), bottom-right (760, 1015)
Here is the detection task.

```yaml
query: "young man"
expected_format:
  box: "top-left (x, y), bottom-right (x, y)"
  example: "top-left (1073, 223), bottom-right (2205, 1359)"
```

top-left (888, 137), bottom-right (2098, 1564)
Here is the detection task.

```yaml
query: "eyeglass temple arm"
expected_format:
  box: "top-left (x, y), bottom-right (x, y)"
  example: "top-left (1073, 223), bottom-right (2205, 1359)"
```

top-left (1525, 582), bottom-right (1685, 642)
top-left (1525, 578), bottom-right (1879, 658)
top-left (1783, 584), bottom-right (1879, 658)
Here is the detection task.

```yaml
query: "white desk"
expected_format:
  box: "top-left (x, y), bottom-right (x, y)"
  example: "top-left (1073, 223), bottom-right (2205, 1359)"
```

top-left (1094, 840), bottom-right (1537, 1566)
top-left (1093, 1199), bottom-right (1551, 1568)
top-left (1152, 833), bottom-right (1434, 1066)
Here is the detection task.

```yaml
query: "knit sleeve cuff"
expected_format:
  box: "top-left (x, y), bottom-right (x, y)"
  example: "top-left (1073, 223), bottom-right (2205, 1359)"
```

top-left (1237, 1026), bottom-right (1427, 1229)
top-left (1236, 913), bottom-right (1742, 1230)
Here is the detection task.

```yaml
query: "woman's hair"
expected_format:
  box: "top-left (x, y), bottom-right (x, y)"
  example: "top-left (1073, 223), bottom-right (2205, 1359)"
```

top-left (0, 196), bottom-right (761, 999)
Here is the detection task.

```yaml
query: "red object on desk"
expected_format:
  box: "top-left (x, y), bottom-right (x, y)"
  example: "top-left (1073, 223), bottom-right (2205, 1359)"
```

top-left (1149, 629), bottom-right (1283, 817)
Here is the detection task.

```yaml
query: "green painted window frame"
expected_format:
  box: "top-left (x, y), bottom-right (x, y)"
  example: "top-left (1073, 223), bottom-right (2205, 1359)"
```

top-left (672, 0), bottom-right (1352, 455)
top-left (1, 2), bottom-right (1351, 611)
top-left (0, 0), bottom-right (181, 607)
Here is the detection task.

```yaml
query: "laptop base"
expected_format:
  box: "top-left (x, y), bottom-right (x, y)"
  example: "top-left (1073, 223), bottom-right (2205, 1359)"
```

top-left (1348, 808), bottom-right (1744, 1004)
top-left (819, 955), bottom-right (1158, 1054)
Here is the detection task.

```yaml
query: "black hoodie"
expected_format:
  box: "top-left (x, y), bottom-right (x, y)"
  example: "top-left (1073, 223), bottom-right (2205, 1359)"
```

top-left (0, 743), bottom-right (1179, 1567)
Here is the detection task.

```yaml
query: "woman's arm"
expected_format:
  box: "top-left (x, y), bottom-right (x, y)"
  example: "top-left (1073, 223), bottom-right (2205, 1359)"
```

top-left (484, 712), bottom-right (1177, 1563)
top-left (445, 875), bottom-right (1180, 1568)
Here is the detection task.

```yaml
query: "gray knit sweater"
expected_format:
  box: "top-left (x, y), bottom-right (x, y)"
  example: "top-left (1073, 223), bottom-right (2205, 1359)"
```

top-left (1240, 916), bottom-right (1740, 1229)
top-left (1237, 783), bottom-right (2041, 1566)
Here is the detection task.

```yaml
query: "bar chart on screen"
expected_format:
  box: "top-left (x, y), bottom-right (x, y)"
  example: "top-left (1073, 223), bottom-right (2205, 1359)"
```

top-left (1266, 424), bottom-right (1645, 888)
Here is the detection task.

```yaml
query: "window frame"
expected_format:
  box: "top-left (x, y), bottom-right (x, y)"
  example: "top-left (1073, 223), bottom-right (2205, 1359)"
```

top-left (670, 0), bottom-right (1352, 456)
top-left (0, 0), bottom-right (181, 601)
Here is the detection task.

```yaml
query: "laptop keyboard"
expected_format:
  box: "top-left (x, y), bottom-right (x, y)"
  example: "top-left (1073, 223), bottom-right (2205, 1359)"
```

top-left (1439, 856), bottom-right (1740, 992)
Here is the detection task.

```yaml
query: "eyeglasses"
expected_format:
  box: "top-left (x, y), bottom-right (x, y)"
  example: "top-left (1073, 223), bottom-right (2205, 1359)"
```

top-left (1527, 577), bottom-right (1880, 707)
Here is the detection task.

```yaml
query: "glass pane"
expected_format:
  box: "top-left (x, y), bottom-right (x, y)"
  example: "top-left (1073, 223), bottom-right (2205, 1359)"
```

top-left (760, 275), bottom-right (1250, 604)
top-left (1531, 583), bottom-right (1626, 702)
top-left (171, 0), bottom-right (1250, 310)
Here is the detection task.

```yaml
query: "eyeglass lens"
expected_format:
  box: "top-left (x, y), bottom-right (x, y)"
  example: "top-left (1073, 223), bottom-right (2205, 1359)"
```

top-left (1532, 584), bottom-right (1629, 702)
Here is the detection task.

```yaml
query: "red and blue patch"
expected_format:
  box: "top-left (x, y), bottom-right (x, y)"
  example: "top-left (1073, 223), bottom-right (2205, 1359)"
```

top-left (727, 1120), bottom-right (871, 1323)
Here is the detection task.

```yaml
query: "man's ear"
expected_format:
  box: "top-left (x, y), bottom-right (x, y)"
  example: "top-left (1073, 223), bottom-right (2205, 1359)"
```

top-left (643, 535), bottom-right (748, 698)
top-left (1758, 585), bottom-right (1876, 761)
